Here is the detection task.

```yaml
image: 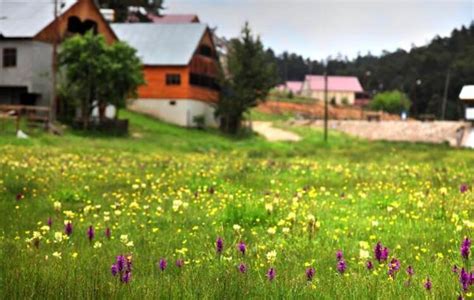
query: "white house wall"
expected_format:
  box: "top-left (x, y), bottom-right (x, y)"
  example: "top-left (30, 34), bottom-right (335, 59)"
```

top-left (128, 99), bottom-right (218, 127)
top-left (0, 40), bottom-right (53, 106)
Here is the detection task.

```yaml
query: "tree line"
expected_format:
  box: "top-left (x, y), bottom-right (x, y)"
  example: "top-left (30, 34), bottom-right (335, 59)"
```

top-left (266, 23), bottom-right (474, 119)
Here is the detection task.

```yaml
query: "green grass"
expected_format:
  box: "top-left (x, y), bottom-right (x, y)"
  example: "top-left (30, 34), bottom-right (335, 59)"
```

top-left (0, 110), bottom-right (473, 299)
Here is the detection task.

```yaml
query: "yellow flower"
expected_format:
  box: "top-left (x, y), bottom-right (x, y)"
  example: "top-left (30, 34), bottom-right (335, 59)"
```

top-left (267, 227), bottom-right (277, 235)
top-left (71, 252), bottom-right (78, 258)
top-left (52, 252), bottom-right (62, 259)
top-left (93, 241), bottom-right (102, 249)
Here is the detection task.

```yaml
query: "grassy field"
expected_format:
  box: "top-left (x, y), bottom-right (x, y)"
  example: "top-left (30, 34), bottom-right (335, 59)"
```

top-left (0, 110), bottom-right (473, 299)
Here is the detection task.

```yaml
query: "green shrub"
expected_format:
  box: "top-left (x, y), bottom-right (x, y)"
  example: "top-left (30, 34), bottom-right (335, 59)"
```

top-left (369, 90), bottom-right (411, 114)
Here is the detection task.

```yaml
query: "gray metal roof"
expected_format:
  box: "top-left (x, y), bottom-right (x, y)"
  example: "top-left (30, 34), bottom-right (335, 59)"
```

top-left (111, 23), bottom-right (207, 66)
top-left (0, 0), bottom-right (77, 38)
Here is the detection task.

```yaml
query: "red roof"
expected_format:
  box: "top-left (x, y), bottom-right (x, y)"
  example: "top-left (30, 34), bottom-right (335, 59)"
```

top-left (305, 75), bottom-right (363, 92)
top-left (149, 14), bottom-right (200, 24)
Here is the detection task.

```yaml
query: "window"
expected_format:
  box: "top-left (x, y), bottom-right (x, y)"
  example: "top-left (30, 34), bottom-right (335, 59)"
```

top-left (189, 73), bottom-right (220, 91)
top-left (166, 74), bottom-right (181, 85)
top-left (197, 45), bottom-right (214, 58)
top-left (3, 48), bottom-right (17, 68)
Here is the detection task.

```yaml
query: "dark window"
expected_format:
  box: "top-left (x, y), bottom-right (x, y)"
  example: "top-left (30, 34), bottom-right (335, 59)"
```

top-left (3, 48), bottom-right (17, 67)
top-left (166, 74), bottom-right (181, 85)
top-left (197, 45), bottom-right (214, 58)
top-left (189, 73), bottom-right (219, 91)
top-left (169, 101), bottom-right (176, 106)
top-left (67, 16), bottom-right (98, 35)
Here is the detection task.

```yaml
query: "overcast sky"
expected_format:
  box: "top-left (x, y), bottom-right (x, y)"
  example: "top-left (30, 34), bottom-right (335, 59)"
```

top-left (166, 0), bottom-right (473, 60)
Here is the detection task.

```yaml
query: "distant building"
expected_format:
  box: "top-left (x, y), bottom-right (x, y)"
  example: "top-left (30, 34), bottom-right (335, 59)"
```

top-left (0, 0), bottom-right (117, 106)
top-left (149, 14), bottom-right (200, 24)
top-left (112, 23), bottom-right (219, 127)
top-left (276, 81), bottom-right (303, 95)
top-left (459, 85), bottom-right (474, 120)
top-left (301, 75), bottom-right (366, 105)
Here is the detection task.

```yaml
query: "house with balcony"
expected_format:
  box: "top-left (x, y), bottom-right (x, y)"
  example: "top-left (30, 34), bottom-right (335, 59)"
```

top-left (112, 23), bottom-right (220, 127)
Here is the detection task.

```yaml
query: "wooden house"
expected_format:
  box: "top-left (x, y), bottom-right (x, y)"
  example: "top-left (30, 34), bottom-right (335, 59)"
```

top-left (112, 23), bottom-right (220, 127)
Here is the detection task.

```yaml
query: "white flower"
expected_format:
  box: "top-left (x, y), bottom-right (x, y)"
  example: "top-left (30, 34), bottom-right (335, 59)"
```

top-left (359, 249), bottom-right (370, 259)
top-left (267, 227), bottom-right (276, 235)
top-left (93, 241), bottom-right (102, 249)
top-left (52, 251), bottom-right (62, 259)
top-left (266, 250), bottom-right (277, 263)
top-left (54, 231), bottom-right (63, 242)
top-left (53, 201), bottom-right (62, 211)
top-left (120, 234), bottom-right (128, 243)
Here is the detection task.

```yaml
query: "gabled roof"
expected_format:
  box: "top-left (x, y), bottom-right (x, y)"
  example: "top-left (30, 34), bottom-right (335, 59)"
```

top-left (0, 0), bottom-right (77, 38)
top-left (285, 81), bottom-right (303, 93)
top-left (149, 14), bottom-right (199, 24)
top-left (111, 23), bottom-right (208, 66)
top-left (305, 75), bottom-right (363, 92)
top-left (459, 85), bottom-right (474, 100)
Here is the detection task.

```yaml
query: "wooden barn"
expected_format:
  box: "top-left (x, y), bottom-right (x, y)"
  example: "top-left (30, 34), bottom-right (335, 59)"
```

top-left (111, 23), bottom-right (220, 127)
top-left (0, 0), bottom-right (117, 107)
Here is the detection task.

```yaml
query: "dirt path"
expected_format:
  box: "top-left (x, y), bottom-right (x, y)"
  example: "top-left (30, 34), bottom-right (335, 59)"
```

top-left (252, 121), bottom-right (302, 142)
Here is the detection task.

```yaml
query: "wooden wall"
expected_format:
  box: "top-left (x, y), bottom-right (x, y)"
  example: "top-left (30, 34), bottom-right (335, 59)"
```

top-left (138, 66), bottom-right (218, 103)
top-left (34, 0), bottom-right (117, 44)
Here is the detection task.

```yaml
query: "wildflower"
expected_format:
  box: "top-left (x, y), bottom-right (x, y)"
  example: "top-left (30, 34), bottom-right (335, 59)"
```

top-left (122, 271), bottom-right (131, 283)
top-left (93, 241), bottom-right (102, 249)
top-left (216, 237), bottom-right (224, 254)
top-left (64, 222), bottom-right (73, 236)
top-left (366, 260), bottom-right (373, 270)
top-left (337, 259), bottom-right (347, 274)
top-left (111, 264), bottom-right (119, 276)
top-left (52, 251), bottom-right (62, 259)
top-left (459, 268), bottom-right (470, 291)
top-left (116, 255), bottom-right (126, 272)
top-left (112, 254), bottom-right (132, 283)
top-left (266, 250), bottom-right (277, 263)
top-left (388, 258), bottom-right (400, 278)
top-left (16, 193), bottom-right (24, 201)
top-left (105, 227), bottom-right (111, 239)
top-left (461, 237), bottom-right (471, 260)
top-left (237, 241), bottom-right (246, 255)
top-left (238, 262), bottom-right (247, 273)
top-left (47, 217), bottom-right (52, 227)
top-left (374, 242), bottom-right (388, 263)
top-left (306, 267), bottom-right (315, 281)
top-left (336, 250), bottom-right (343, 261)
top-left (424, 277), bottom-right (432, 291)
top-left (53, 201), bottom-right (62, 211)
top-left (87, 225), bottom-right (94, 242)
top-left (359, 249), bottom-right (370, 259)
top-left (175, 259), bottom-right (184, 268)
top-left (267, 267), bottom-right (276, 281)
top-left (158, 258), bottom-right (167, 271)
top-left (460, 183), bottom-right (469, 193)
top-left (406, 265), bottom-right (414, 277)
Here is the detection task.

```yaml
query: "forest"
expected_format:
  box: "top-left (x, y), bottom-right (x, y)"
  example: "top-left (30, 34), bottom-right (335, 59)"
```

top-left (267, 23), bottom-right (474, 119)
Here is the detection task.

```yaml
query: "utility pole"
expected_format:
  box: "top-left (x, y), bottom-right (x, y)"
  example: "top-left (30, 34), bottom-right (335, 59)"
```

top-left (441, 68), bottom-right (451, 120)
top-left (50, 0), bottom-right (59, 123)
top-left (324, 66), bottom-right (328, 142)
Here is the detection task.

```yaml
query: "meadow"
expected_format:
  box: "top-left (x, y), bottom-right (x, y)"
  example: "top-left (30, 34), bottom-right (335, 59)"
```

top-left (0, 111), bottom-right (473, 299)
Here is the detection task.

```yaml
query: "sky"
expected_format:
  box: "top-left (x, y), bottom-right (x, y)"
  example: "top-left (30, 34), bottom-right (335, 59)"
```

top-left (165, 0), bottom-right (474, 60)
